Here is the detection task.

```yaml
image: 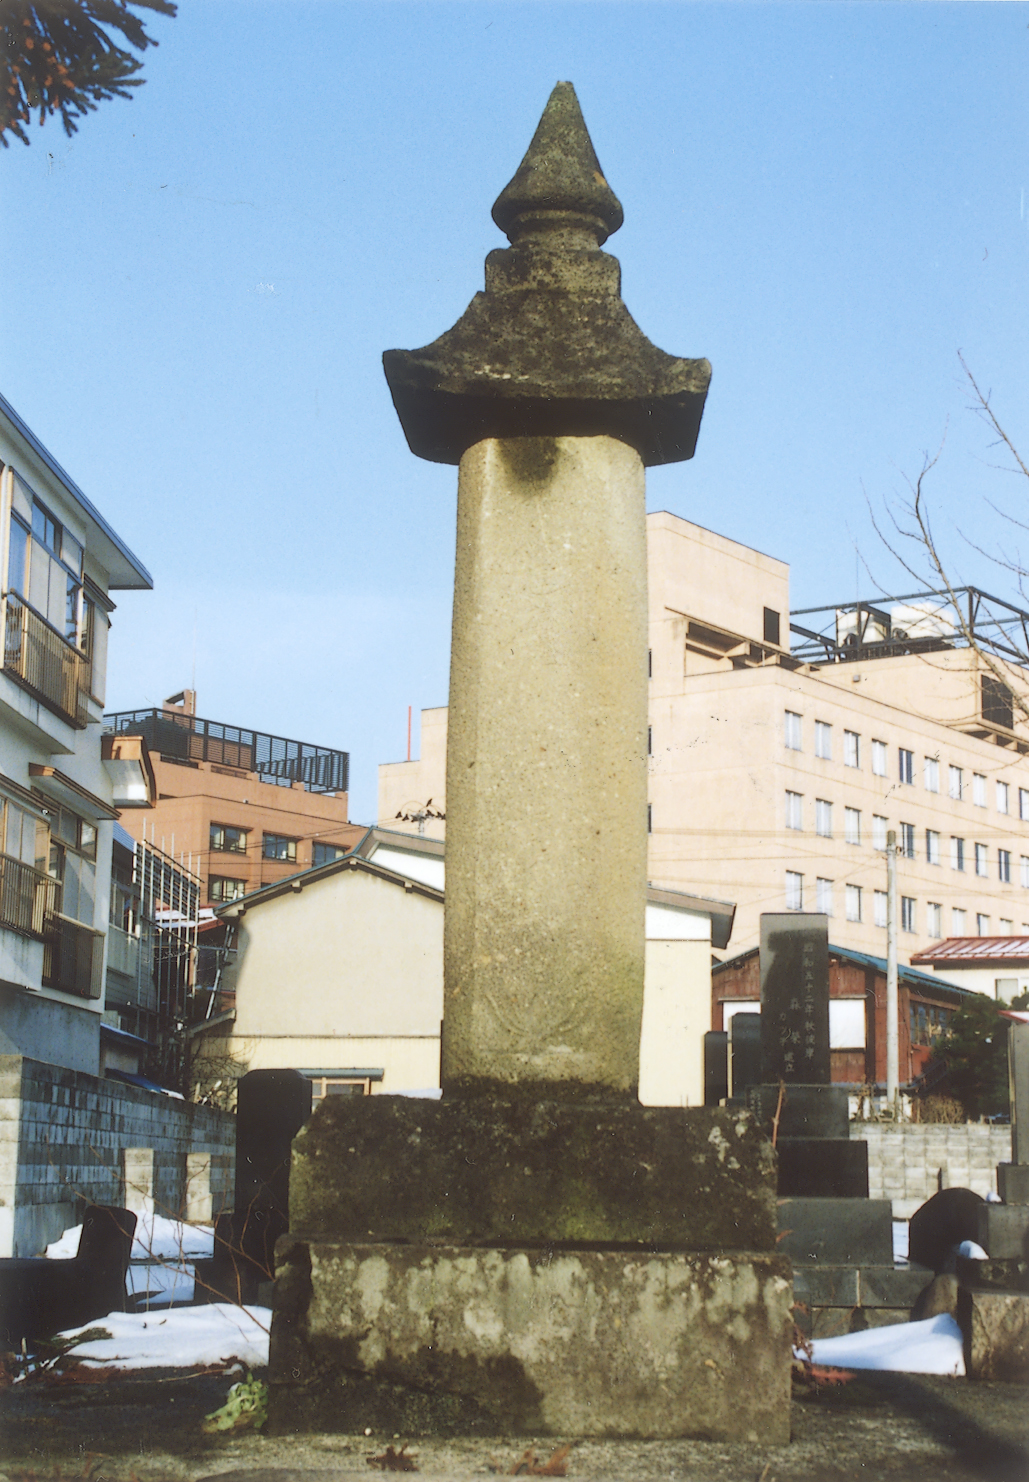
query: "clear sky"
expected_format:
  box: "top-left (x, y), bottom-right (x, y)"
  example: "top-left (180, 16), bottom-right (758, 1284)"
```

top-left (3, 1), bottom-right (1028, 824)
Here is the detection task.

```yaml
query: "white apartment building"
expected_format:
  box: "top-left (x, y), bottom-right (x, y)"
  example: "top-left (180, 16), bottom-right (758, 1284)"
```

top-left (0, 395), bottom-right (152, 1076)
top-left (380, 510), bottom-right (1029, 964)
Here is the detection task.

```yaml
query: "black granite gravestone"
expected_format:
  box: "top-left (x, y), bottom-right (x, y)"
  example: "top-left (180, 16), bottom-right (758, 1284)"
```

top-left (704, 1030), bottom-right (728, 1107)
top-left (759, 913), bottom-right (831, 1084)
top-left (729, 1012), bottom-right (762, 1098)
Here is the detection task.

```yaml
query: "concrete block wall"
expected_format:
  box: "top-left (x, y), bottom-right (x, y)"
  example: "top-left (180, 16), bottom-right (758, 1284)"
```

top-left (0, 1055), bottom-right (234, 1256)
top-left (854, 1123), bottom-right (1013, 1220)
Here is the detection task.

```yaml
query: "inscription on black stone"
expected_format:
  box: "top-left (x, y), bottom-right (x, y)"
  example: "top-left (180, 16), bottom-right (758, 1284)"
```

top-left (759, 914), bottom-right (830, 1084)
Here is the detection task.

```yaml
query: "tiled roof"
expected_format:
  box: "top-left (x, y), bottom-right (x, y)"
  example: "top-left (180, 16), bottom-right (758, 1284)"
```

top-left (911, 937), bottom-right (1029, 966)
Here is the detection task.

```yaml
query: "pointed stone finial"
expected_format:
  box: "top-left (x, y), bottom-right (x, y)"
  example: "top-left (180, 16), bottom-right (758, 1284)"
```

top-left (383, 84), bottom-right (710, 467)
top-left (491, 81), bottom-right (623, 247)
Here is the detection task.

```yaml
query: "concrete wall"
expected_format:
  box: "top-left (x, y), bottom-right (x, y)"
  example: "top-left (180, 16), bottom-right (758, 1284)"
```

top-left (639, 938), bottom-right (711, 1106)
top-left (0, 1054), bottom-right (234, 1256)
top-left (854, 1122), bottom-right (1013, 1220)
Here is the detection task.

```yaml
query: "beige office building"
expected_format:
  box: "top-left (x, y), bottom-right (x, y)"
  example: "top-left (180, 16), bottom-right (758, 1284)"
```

top-left (380, 510), bottom-right (1029, 962)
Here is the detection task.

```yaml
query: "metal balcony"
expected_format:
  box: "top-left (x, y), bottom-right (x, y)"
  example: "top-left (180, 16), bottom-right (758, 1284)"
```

top-left (3, 594), bottom-right (90, 727)
top-left (0, 853), bottom-right (57, 937)
top-left (43, 914), bottom-right (104, 1000)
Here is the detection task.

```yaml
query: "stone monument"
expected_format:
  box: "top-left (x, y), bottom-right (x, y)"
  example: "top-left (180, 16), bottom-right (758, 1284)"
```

top-left (268, 83), bottom-right (791, 1442)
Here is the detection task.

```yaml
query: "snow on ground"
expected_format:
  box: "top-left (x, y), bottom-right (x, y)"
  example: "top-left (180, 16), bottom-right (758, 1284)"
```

top-left (50, 1304), bottom-right (270, 1371)
top-left (799, 1314), bottom-right (965, 1377)
top-left (893, 1220), bottom-right (909, 1264)
top-left (45, 1213), bottom-right (214, 1262)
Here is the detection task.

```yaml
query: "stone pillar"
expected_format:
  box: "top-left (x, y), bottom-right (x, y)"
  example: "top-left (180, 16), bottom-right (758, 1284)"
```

top-left (445, 435), bottom-right (647, 1096)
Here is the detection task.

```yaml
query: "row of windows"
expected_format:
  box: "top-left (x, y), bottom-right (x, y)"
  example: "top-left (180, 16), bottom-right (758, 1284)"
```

top-left (784, 711), bottom-right (1027, 816)
top-left (784, 792), bottom-right (1024, 883)
top-left (785, 871), bottom-right (1019, 937)
top-left (207, 839), bottom-right (350, 901)
top-left (210, 823), bottom-right (348, 866)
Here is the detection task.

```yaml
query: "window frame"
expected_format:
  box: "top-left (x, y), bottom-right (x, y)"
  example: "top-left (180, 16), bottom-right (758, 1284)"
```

top-left (210, 822), bottom-right (248, 855)
top-left (843, 730), bottom-right (860, 768)
top-left (871, 740), bottom-right (888, 777)
top-left (898, 748), bottom-right (914, 785)
top-left (814, 720), bottom-right (832, 760)
top-left (209, 875), bottom-right (247, 903)
top-left (784, 710), bottom-right (802, 751)
top-left (262, 832), bottom-right (299, 863)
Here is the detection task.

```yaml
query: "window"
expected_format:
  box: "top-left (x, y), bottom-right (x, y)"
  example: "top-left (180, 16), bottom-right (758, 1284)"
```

top-left (874, 890), bottom-right (888, 929)
top-left (307, 1074), bottom-right (374, 1101)
top-left (952, 907), bottom-right (967, 935)
top-left (209, 876), bottom-right (246, 902)
top-left (844, 730), bottom-right (860, 768)
top-left (924, 757), bottom-right (939, 793)
top-left (901, 896), bottom-right (916, 933)
top-left (785, 791), bottom-right (803, 830)
top-left (873, 814), bottom-right (888, 851)
top-left (999, 849), bottom-right (1012, 884)
top-left (844, 807), bottom-right (861, 845)
top-left (846, 884), bottom-right (863, 922)
top-left (1022, 855), bottom-right (1029, 889)
top-left (263, 833), bottom-right (298, 862)
top-left (312, 842), bottom-right (348, 867)
top-left (7, 480), bottom-right (84, 645)
top-left (898, 748), bottom-right (914, 785)
top-left (1021, 788), bottom-right (1029, 822)
top-left (815, 799), bottom-right (832, 837)
top-left (785, 871), bottom-right (803, 910)
top-left (927, 902), bottom-right (943, 939)
top-left (997, 781), bottom-right (1010, 816)
top-left (2, 796), bottom-right (48, 872)
top-left (982, 674), bottom-right (1014, 730)
top-left (647, 803), bottom-right (652, 834)
top-left (974, 773), bottom-right (987, 808)
top-left (977, 912), bottom-right (991, 936)
top-left (997, 976), bottom-right (1020, 997)
top-left (900, 822), bottom-right (915, 858)
top-left (975, 842), bottom-right (988, 877)
top-left (951, 836), bottom-right (965, 872)
top-left (763, 607), bottom-right (780, 646)
top-left (949, 766), bottom-right (964, 801)
top-left (872, 740), bottom-right (887, 777)
top-left (1000, 919), bottom-right (1014, 936)
top-left (211, 823), bottom-right (247, 854)
top-left (647, 725), bottom-right (652, 756)
top-left (815, 721), bottom-right (832, 760)
top-left (925, 829), bottom-right (940, 865)
top-left (910, 1003), bottom-right (951, 1048)
top-left (784, 711), bottom-right (802, 751)
top-left (44, 802), bottom-right (96, 927)
top-left (816, 877), bottom-right (834, 915)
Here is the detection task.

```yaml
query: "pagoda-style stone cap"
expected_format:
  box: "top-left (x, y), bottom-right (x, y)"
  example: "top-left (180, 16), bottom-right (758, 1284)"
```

top-left (383, 82), bottom-right (711, 468)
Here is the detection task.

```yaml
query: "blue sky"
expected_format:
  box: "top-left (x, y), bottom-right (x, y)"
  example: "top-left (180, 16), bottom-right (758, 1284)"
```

top-left (3, 1), bottom-right (1028, 823)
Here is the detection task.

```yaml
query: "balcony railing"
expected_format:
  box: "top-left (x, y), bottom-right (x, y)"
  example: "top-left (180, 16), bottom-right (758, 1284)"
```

top-left (0, 852), bottom-right (57, 937)
top-left (3, 594), bottom-right (90, 727)
top-left (43, 913), bottom-right (104, 1000)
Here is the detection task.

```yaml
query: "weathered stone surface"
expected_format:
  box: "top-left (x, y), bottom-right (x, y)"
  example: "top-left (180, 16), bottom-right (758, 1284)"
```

top-left (977, 1202), bottom-right (1029, 1261)
top-left (998, 1161), bottom-right (1029, 1205)
top-left (960, 1288), bottom-right (1029, 1382)
top-left (289, 1097), bottom-right (778, 1251)
top-left (776, 1199), bottom-right (893, 1266)
top-left (382, 84), bottom-right (710, 468)
top-left (956, 1254), bottom-right (1029, 1293)
top-left (1009, 1022), bottom-right (1029, 1165)
top-left (759, 914), bottom-right (830, 1084)
top-left (443, 436), bottom-right (647, 1098)
top-left (911, 1273), bottom-right (959, 1322)
top-left (269, 1241), bottom-right (792, 1441)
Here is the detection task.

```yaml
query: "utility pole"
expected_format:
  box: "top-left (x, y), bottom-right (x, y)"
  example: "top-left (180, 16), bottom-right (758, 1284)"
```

top-left (886, 828), bottom-right (899, 1116)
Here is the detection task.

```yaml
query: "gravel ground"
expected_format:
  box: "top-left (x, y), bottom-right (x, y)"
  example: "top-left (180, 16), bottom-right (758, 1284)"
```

top-left (1, 1370), bottom-right (1027, 1482)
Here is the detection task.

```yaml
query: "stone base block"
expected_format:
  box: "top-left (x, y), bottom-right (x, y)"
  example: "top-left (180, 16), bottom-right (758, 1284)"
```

top-left (998, 1163), bottom-right (1029, 1206)
top-left (959, 1288), bottom-right (1029, 1382)
top-left (956, 1254), bottom-right (1029, 1294)
top-left (777, 1138), bottom-right (868, 1198)
top-left (777, 1198), bottom-right (893, 1266)
top-left (977, 1203), bottom-right (1029, 1261)
top-left (269, 1240), bottom-right (792, 1442)
top-left (746, 1084), bottom-right (849, 1140)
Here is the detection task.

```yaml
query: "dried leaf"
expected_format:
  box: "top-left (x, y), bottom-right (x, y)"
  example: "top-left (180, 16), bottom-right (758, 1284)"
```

top-left (491, 1445), bottom-right (571, 1476)
top-left (366, 1444), bottom-right (419, 1472)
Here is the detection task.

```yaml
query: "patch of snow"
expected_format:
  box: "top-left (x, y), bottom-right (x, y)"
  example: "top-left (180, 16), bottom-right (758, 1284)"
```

top-left (52, 1304), bottom-right (270, 1371)
top-left (127, 1261), bottom-right (195, 1307)
top-left (892, 1220), bottom-right (909, 1264)
top-left (132, 1212), bottom-right (214, 1261)
top-left (985, 1190), bottom-right (1002, 1203)
top-left (45, 1227), bottom-right (81, 1259)
top-left (957, 1240), bottom-right (988, 1260)
top-left (797, 1314), bottom-right (965, 1376)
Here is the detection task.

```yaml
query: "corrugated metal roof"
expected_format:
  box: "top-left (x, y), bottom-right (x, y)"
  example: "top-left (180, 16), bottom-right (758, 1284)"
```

top-left (911, 937), bottom-right (1029, 965)
top-left (714, 942), bottom-right (981, 998)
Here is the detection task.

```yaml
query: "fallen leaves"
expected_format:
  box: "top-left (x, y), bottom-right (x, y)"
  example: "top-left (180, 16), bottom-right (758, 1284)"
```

top-left (488, 1444), bottom-right (572, 1475)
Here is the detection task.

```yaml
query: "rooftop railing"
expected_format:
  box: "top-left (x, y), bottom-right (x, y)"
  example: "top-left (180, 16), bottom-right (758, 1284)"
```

top-left (104, 708), bottom-right (349, 794)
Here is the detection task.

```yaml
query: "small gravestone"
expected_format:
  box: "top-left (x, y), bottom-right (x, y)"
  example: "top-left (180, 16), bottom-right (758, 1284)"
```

top-left (729, 1012), bottom-right (762, 1098)
top-left (703, 1030), bottom-right (728, 1106)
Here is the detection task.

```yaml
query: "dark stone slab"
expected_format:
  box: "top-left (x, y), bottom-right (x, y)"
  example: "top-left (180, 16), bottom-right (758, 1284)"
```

top-left (956, 1254), bottom-right (1029, 1293)
top-left (861, 1264), bottom-right (935, 1307)
top-left (729, 1013), bottom-right (762, 1097)
top-left (382, 84), bottom-right (710, 469)
top-left (747, 1083), bottom-right (850, 1140)
top-left (288, 1097), bottom-right (777, 1252)
top-left (759, 913), bottom-right (830, 1084)
top-left (777, 1198), bottom-right (893, 1266)
top-left (777, 1138), bottom-right (868, 1198)
top-left (998, 1163), bottom-right (1029, 1205)
top-left (703, 1030), bottom-right (728, 1106)
top-left (959, 1288), bottom-right (1029, 1381)
top-left (909, 1187), bottom-right (985, 1274)
top-left (229, 1069), bottom-right (312, 1300)
top-left (1010, 1022), bottom-right (1029, 1166)
top-left (0, 1205), bottom-right (135, 1348)
top-left (790, 1265), bottom-right (859, 1308)
top-left (977, 1203), bottom-right (1029, 1261)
